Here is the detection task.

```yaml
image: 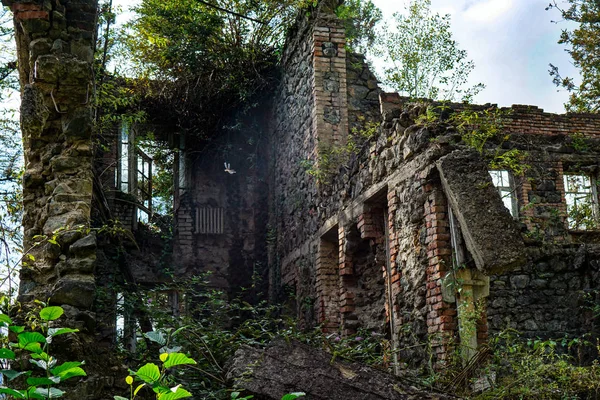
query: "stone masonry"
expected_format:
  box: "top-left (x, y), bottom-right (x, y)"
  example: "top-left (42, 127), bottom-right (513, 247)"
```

top-left (262, 5), bottom-right (600, 369)
top-left (4, 0), bottom-right (122, 397)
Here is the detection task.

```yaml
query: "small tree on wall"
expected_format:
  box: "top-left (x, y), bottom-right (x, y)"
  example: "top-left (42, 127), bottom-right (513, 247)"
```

top-left (376, 0), bottom-right (484, 102)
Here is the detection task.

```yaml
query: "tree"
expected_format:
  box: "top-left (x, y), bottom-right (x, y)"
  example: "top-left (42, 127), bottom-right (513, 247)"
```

top-left (547, 0), bottom-right (600, 112)
top-left (122, 0), bottom-right (313, 139)
top-left (376, 0), bottom-right (484, 101)
top-left (336, 0), bottom-right (382, 55)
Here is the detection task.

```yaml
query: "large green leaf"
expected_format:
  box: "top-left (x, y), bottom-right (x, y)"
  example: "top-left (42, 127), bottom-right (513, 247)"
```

top-left (144, 331), bottom-right (167, 346)
top-left (135, 363), bottom-right (160, 384)
top-left (281, 393), bottom-right (306, 400)
top-left (31, 352), bottom-right (51, 361)
top-left (0, 387), bottom-right (26, 398)
top-left (47, 328), bottom-right (78, 337)
top-left (39, 307), bottom-right (64, 322)
top-left (55, 367), bottom-right (86, 381)
top-left (158, 387), bottom-right (192, 400)
top-left (18, 332), bottom-right (46, 345)
top-left (27, 376), bottom-right (60, 386)
top-left (27, 387), bottom-right (45, 399)
top-left (114, 397), bottom-right (129, 400)
top-left (0, 348), bottom-right (15, 359)
top-left (0, 314), bottom-right (12, 325)
top-left (163, 353), bottom-right (196, 369)
top-left (9, 325), bottom-right (25, 334)
top-left (51, 361), bottom-right (83, 376)
top-left (1, 369), bottom-right (30, 380)
top-left (34, 387), bottom-right (64, 398)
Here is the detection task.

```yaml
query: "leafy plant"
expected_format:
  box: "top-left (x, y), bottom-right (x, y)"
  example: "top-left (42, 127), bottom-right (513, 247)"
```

top-left (0, 305), bottom-right (85, 399)
top-left (114, 346), bottom-right (197, 400)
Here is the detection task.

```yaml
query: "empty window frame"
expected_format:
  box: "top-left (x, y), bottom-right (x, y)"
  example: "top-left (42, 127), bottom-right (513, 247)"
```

top-left (563, 173), bottom-right (598, 230)
top-left (489, 170), bottom-right (518, 217)
top-left (196, 207), bottom-right (224, 234)
top-left (116, 123), bottom-right (131, 193)
top-left (115, 122), bottom-right (154, 220)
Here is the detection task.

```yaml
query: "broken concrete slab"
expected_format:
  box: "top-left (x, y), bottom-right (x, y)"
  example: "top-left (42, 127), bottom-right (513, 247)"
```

top-left (228, 339), bottom-right (457, 400)
top-left (436, 150), bottom-right (525, 274)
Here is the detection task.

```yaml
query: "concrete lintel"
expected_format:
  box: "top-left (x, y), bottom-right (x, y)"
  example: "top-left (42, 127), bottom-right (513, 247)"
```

top-left (437, 149), bottom-right (525, 274)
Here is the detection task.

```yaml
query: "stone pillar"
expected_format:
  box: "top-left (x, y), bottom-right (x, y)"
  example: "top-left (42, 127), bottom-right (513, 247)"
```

top-left (4, 0), bottom-right (98, 313)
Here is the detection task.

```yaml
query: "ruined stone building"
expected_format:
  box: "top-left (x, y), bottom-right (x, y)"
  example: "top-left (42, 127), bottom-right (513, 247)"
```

top-left (7, 0), bottom-right (600, 391)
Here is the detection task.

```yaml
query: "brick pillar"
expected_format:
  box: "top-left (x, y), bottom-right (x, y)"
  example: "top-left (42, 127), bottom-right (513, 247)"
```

top-left (423, 185), bottom-right (457, 368)
top-left (386, 191), bottom-right (401, 329)
top-left (316, 237), bottom-right (339, 332)
top-left (338, 224), bottom-right (355, 334)
top-left (174, 198), bottom-right (194, 275)
top-left (312, 11), bottom-right (348, 154)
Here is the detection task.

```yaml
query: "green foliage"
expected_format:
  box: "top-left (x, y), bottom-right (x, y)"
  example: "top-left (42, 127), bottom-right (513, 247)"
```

top-left (450, 106), bottom-right (530, 176)
top-left (376, 0), bottom-right (484, 101)
top-left (547, 0), bottom-right (600, 112)
top-left (473, 330), bottom-right (600, 399)
top-left (116, 349), bottom-right (196, 400)
top-left (123, 0), bottom-right (305, 137)
top-left (302, 117), bottom-right (379, 183)
top-left (115, 276), bottom-right (389, 399)
top-left (0, 304), bottom-right (85, 399)
top-left (569, 132), bottom-right (590, 152)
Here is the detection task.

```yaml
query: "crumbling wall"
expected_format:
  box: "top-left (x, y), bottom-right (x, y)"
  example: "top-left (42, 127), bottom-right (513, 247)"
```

top-left (272, 68), bottom-right (600, 368)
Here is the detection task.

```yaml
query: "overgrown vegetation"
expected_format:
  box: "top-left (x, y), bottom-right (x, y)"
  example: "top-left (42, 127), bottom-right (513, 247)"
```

top-left (113, 275), bottom-right (390, 399)
top-left (0, 303), bottom-right (86, 399)
top-left (302, 117), bottom-right (379, 183)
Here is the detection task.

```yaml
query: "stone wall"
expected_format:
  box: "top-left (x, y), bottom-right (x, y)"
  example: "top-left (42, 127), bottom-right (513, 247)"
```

top-left (270, 47), bottom-right (600, 367)
top-left (172, 119), bottom-right (270, 296)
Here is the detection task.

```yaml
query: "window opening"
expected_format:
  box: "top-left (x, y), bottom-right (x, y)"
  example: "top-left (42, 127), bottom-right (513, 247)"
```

top-left (564, 173), bottom-right (598, 230)
top-left (489, 170), bottom-right (518, 217)
top-left (115, 122), bottom-right (154, 224)
top-left (196, 207), bottom-right (224, 234)
top-left (178, 135), bottom-right (186, 195)
top-left (118, 123), bottom-right (130, 192)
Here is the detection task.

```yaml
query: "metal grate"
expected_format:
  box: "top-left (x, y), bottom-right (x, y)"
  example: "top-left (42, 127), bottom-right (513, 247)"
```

top-left (196, 207), bottom-right (224, 234)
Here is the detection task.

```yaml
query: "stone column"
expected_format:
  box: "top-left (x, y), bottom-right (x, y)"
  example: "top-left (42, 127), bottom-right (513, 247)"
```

top-left (3, 0), bottom-right (98, 312)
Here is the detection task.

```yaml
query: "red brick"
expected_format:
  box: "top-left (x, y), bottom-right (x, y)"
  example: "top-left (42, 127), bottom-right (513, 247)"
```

top-left (16, 10), bottom-right (49, 20)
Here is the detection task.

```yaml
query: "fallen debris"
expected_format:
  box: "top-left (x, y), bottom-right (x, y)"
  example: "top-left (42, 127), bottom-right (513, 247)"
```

top-left (227, 339), bottom-right (458, 400)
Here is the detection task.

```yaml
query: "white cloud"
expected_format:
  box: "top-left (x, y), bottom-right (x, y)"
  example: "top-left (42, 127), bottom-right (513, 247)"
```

top-left (462, 0), bottom-right (514, 23)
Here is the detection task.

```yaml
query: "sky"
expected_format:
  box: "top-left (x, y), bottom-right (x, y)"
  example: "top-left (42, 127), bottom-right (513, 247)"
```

top-left (110, 0), bottom-right (580, 114)
top-left (371, 0), bottom-right (579, 113)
